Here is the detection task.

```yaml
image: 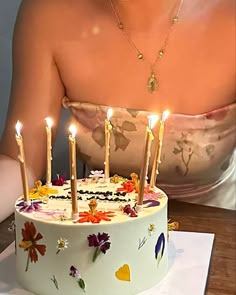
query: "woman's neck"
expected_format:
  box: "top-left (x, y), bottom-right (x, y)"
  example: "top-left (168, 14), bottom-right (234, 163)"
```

top-left (110, 0), bottom-right (179, 31)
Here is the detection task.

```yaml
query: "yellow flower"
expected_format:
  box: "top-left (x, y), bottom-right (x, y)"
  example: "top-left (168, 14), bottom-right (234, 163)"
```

top-left (148, 224), bottom-right (156, 235)
top-left (29, 180), bottom-right (58, 200)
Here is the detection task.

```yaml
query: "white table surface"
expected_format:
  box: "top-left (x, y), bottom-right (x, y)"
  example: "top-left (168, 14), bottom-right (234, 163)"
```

top-left (0, 231), bottom-right (214, 295)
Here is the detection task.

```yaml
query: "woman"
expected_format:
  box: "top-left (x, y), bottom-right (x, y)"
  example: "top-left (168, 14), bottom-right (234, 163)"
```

top-left (0, 0), bottom-right (235, 222)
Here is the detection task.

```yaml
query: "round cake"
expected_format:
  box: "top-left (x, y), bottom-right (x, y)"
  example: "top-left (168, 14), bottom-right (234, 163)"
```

top-left (15, 175), bottom-right (168, 295)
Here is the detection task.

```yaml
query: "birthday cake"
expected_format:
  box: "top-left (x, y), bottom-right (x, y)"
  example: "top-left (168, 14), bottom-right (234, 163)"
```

top-left (14, 173), bottom-right (168, 295)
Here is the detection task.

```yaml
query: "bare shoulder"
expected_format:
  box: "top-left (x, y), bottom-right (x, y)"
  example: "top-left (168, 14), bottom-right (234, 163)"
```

top-left (16, 0), bottom-right (67, 37)
top-left (17, 0), bottom-right (100, 25)
top-left (16, 0), bottom-right (103, 42)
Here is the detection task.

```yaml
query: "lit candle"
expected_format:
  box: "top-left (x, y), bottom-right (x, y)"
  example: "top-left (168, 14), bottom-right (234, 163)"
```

top-left (104, 108), bottom-right (113, 179)
top-left (45, 117), bottom-right (53, 186)
top-left (137, 115), bottom-right (158, 206)
top-left (15, 121), bottom-right (30, 204)
top-left (69, 125), bottom-right (78, 221)
top-left (150, 110), bottom-right (170, 189)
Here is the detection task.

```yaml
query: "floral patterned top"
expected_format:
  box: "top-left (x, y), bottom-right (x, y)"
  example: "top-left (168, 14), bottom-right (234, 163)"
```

top-left (63, 97), bottom-right (236, 210)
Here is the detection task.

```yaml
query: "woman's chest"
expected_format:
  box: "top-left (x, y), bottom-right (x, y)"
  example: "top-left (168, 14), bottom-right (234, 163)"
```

top-left (55, 12), bottom-right (235, 114)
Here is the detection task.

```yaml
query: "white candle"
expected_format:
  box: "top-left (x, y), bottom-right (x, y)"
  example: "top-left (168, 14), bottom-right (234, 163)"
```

top-left (45, 117), bottom-right (53, 186)
top-left (150, 110), bottom-right (170, 188)
top-left (137, 115), bottom-right (158, 206)
top-left (69, 125), bottom-right (78, 220)
top-left (104, 108), bottom-right (113, 179)
top-left (15, 121), bottom-right (30, 204)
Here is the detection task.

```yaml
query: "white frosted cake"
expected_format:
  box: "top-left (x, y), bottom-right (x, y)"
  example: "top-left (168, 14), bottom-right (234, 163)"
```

top-left (15, 174), bottom-right (168, 295)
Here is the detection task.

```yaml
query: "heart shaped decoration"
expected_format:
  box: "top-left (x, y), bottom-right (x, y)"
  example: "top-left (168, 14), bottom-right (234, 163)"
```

top-left (115, 264), bottom-right (131, 281)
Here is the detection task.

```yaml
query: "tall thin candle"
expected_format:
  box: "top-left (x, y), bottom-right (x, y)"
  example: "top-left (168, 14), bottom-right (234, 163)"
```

top-left (69, 125), bottom-right (78, 221)
top-left (137, 115), bottom-right (158, 206)
top-left (104, 108), bottom-right (113, 179)
top-left (45, 117), bottom-right (53, 186)
top-left (150, 110), bottom-right (170, 189)
top-left (15, 121), bottom-right (30, 204)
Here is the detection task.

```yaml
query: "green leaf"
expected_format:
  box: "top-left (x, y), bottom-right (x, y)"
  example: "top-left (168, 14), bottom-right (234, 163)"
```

top-left (121, 121), bottom-right (137, 132)
top-left (92, 126), bottom-right (105, 148)
top-left (78, 278), bottom-right (86, 292)
top-left (92, 247), bottom-right (101, 262)
top-left (50, 275), bottom-right (59, 290)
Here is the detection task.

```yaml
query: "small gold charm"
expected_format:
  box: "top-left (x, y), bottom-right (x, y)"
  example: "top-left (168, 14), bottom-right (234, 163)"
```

top-left (138, 53), bottom-right (143, 60)
top-left (147, 72), bottom-right (158, 93)
top-left (173, 16), bottom-right (178, 24)
top-left (159, 49), bottom-right (165, 57)
top-left (118, 22), bottom-right (123, 29)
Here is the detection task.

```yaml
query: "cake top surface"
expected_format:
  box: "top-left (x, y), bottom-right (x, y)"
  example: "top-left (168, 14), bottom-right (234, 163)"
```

top-left (15, 176), bottom-right (168, 226)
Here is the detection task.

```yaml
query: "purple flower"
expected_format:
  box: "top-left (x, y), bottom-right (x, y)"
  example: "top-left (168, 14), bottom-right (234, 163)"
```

top-left (155, 233), bottom-right (165, 264)
top-left (100, 241), bottom-right (111, 254)
top-left (69, 266), bottom-right (80, 279)
top-left (87, 232), bottom-right (111, 262)
top-left (143, 199), bottom-right (160, 208)
top-left (88, 232), bottom-right (110, 247)
top-left (17, 201), bottom-right (41, 213)
top-left (98, 232), bottom-right (110, 243)
top-left (69, 266), bottom-right (86, 292)
top-left (88, 234), bottom-right (100, 247)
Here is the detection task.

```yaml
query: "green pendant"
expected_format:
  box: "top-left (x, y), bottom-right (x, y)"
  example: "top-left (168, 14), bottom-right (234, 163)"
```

top-left (147, 72), bottom-right (158, 93)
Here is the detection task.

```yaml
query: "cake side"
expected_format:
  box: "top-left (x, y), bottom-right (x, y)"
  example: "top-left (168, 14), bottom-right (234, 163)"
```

top-left (15, 178), bottom-right (168, 295)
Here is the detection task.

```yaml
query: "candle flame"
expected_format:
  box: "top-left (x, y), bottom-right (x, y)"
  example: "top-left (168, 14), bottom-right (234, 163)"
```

top-left (107, 108), bottom-right (113, 121)
top-left (45, 117), bottom-right (53, 128)
top-left (69, 125), bottom-right (77, 138)
top-left (15, 120), bottom-right (22, 136)
top-left (161, 110), bottom-right (170, 122)
top-left (148, 115), bottom-right (159, 130)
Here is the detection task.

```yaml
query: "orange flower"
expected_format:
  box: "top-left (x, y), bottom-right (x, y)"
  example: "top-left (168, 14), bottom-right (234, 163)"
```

top-left (19, 222), bottom-right (46, 271)
top-left (78, 211), bottom-right (115, 224)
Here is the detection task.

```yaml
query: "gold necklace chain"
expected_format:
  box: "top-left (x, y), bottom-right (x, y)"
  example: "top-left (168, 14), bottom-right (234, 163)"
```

top-left (109, 0), bottom-right (184, 93)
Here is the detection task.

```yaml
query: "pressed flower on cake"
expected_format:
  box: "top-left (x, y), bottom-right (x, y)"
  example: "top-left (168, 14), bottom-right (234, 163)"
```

top-left (56, 237), bottom-right (69, 254)
top-left (69, 265), bottom-right (86, 292)
top-left (29, 180), bottom-right (58, 200)
top-left (155, 233), bottom-right (165, 265)
top-left (19, 221), bottom-right (46, 271)
top-left (78, 199), bottom-right (115, 223)
top-left (87, 232), bottom-right (111, 262)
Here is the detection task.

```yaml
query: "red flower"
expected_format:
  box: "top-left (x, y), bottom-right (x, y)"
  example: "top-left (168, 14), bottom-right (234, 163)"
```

top-left (117, 180), bottom-right (136, 193)
top-left (52, 174), bottom-right (67, 186)
top-left (19, 222), bottom-right (46, 271)
top-left (123, 204), bottom-right (138, 217)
